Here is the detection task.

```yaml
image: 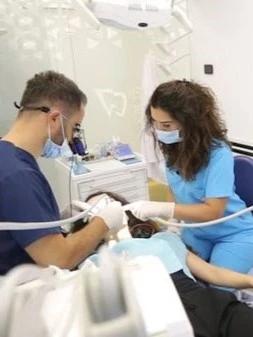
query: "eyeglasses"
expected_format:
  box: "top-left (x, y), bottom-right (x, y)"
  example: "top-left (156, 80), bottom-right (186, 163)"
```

top-left (14, 101), bottom-right (50, 113)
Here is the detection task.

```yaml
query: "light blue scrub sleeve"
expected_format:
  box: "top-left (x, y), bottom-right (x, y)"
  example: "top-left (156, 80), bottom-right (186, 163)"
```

top-left (205, 146), bottom-right (234, 199)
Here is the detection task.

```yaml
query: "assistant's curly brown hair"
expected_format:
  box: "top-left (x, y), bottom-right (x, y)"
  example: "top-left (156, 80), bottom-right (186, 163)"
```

top-left (146, 80), bottom-right (230, 180)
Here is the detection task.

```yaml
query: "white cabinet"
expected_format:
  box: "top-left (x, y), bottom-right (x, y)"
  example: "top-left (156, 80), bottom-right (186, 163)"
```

top-left (55, 157), bottom-right (149, 209)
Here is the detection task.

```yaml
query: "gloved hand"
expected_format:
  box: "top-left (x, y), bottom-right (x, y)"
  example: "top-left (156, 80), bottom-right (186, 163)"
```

top-left (93, 201), bottom-right (125, 230)
top-left (124, 201), bottom-right (175, 221)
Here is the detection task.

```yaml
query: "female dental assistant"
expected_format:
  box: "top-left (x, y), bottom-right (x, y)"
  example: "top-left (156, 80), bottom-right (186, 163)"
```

top-left (126, 80), bottom-right (253, 274)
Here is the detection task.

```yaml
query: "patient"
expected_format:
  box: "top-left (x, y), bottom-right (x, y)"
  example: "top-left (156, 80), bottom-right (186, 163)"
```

top-left (71, 191), bottom-right (253, 289)
top-left (70, 191), bottom-right (160, 238)
top-left (72, 191), bottom-right (253, 337)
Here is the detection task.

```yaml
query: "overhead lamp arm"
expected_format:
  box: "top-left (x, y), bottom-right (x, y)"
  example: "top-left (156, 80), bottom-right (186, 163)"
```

top-left (172, 5), bottom-right (192, 32)
top-left (75, 0), bottom-right (101, 30)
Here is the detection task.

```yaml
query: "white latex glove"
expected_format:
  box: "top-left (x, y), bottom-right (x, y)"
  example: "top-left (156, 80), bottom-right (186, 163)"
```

top-left (124, 201), bottom-right (175, 221)
top-left (92, 201), bottom-right (125, 230)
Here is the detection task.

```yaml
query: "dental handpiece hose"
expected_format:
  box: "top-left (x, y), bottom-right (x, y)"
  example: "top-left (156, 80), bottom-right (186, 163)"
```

top-left (152, 205), bottom-right (253, 228)
top-left (0, 196), bottom-right (106, 230)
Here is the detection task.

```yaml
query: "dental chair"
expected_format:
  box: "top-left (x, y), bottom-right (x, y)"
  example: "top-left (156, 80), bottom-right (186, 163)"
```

top-left (234, 155), bottom-right (253, 277)
top-left (234, 155), bottom-right (253, 209)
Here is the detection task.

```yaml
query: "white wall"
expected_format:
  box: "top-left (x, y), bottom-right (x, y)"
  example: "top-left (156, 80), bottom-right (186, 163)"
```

top-left (189, 0), bottom-right (253, 146)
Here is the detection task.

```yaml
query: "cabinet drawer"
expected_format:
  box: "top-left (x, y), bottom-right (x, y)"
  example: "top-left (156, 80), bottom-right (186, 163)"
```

top-left (78, 170), bottom-right (147, 193)
top-left (79, 185), bottom-right (148, 203)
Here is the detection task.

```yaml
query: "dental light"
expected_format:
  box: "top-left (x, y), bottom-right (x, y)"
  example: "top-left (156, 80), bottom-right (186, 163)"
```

top-left (82, 0), bottom-right (192, 31)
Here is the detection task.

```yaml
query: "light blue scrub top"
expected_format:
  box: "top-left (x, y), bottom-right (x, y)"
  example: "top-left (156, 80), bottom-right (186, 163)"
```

top-left (166, 142), bottom-right (253, 239)
top-left (88, 232), bottom-right (194, 280)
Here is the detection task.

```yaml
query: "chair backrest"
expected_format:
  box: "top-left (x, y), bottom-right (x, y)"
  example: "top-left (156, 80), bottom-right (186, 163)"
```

top-left (234, 155), bottom-right (253, 207)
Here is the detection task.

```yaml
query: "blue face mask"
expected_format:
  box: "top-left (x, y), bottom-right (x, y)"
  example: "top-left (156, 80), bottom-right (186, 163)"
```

top-left (41, 115), bottom-right (73, 159)
top-left (42, 138), bottom-right (73, 159)
top-left (155, 129), bottom-right (182, 145)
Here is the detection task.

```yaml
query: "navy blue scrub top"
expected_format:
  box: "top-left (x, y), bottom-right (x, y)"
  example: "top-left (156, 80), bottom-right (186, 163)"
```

top-left (0, 141), bottom-right (61, 275)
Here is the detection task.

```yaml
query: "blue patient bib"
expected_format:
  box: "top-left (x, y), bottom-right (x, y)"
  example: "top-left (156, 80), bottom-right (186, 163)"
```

top-left (88, 232), bottom-right (194, 280)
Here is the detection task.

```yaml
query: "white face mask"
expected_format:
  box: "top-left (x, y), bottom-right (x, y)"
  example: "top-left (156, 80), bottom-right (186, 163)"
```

top-left (41, 115), bottom-right (73, 159)
top-left (155, 129), bottom-right (182, 145)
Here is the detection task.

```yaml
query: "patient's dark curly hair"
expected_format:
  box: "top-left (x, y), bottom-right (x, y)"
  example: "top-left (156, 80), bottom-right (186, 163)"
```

top-left (146, 80), bottom-right (230, 180)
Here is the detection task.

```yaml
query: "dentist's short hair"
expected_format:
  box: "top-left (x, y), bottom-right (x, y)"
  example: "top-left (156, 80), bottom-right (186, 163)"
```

top-left (19, 70), bottom-right (87, 114)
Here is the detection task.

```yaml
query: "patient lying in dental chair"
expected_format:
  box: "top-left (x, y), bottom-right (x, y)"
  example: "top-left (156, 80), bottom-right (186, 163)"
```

top-left (69, 191), bottom-right (253, 337)
top-left (70, 191), bottom-right (160, 237)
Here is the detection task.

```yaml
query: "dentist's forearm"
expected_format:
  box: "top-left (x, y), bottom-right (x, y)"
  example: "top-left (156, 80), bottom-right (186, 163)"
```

top-left (26, 217), bottom-right (108, 269)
